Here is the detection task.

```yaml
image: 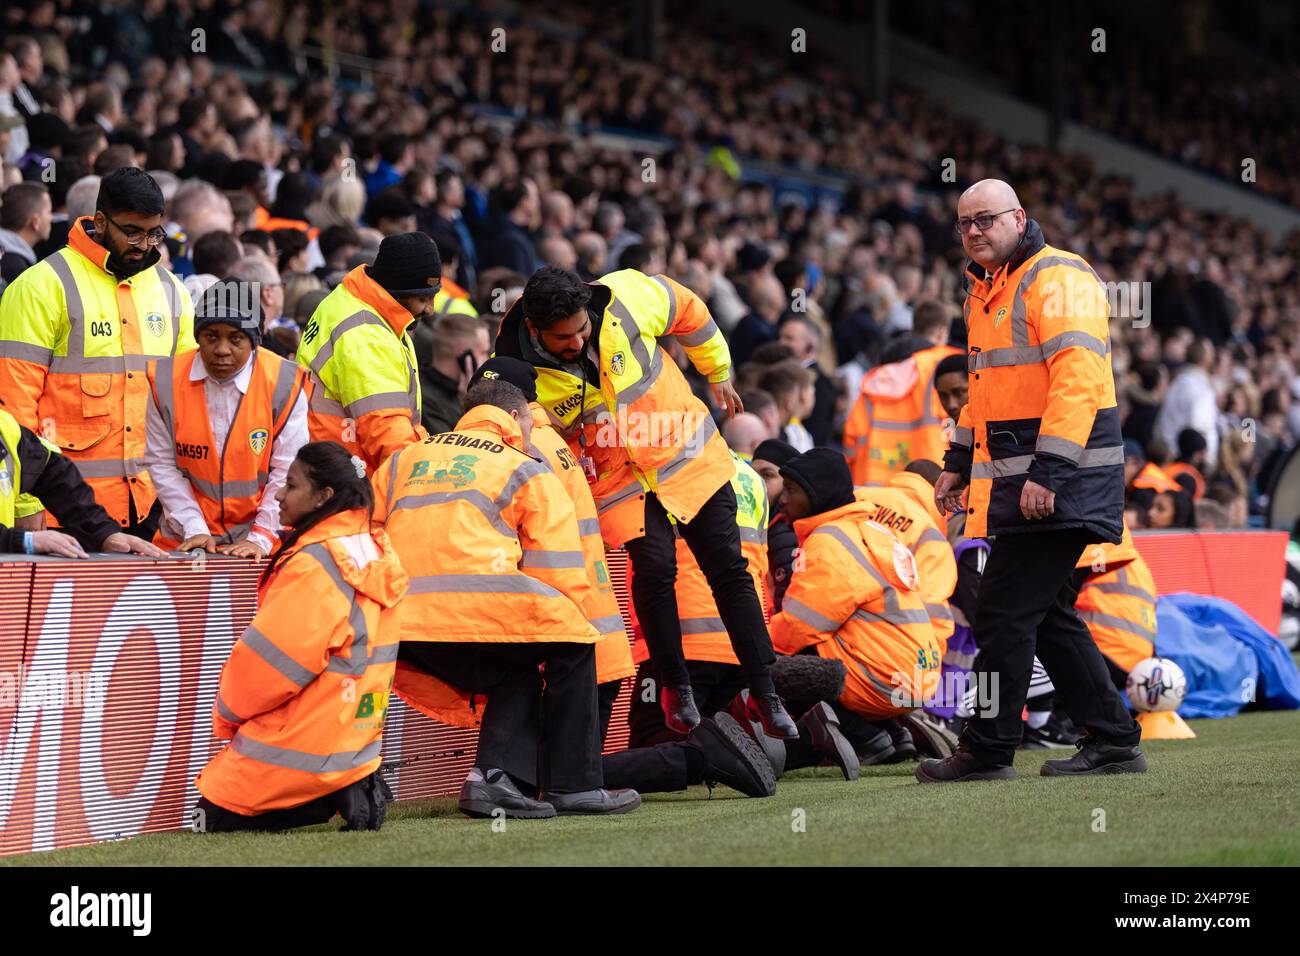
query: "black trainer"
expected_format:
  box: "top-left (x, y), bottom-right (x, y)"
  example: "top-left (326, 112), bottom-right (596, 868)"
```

top-left (662, 683), bottom-right (702, 734)
top-left (854, 726), bottom-right (898, 766)
top-left (1040, 736), bottom-right (1148, 776)
top-left (915, 747), bottom-right (1017, 783)
top-left (1021, 712), bottom-right (1081, 749)
top-left (687, 712), bottom-right (777, 797)
top-left (458, 767), bottom-right (556, 819)
top-left (797, 702), bottom-right (860, 780)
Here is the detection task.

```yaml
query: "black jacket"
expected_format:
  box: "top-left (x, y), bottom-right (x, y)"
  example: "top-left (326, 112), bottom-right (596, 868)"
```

top-left (766, 512), bottom-right (798, 612)
top-left (1, 421), bottom-right (121, 552)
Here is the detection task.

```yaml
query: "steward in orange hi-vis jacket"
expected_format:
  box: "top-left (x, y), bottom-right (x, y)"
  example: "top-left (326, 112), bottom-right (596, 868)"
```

top-left (923, 180), bottom-right (1143, 783)
top-left (770, 449), bottom-right (942, 721)
top-left (376, 380), bottom-right (639, 818)
top-left (496, 265), bottom-right (795, 741)
top-left (195, 445), bottom-right (408, 832)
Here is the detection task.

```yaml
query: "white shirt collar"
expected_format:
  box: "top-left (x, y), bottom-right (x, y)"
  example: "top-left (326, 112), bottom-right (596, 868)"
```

top-left (190, 352), bottom-right (255, 392)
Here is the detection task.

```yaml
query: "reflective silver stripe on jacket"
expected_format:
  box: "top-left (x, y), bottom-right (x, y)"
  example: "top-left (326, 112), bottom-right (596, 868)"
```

top-left (970, 445), bottom-right (1123, 480)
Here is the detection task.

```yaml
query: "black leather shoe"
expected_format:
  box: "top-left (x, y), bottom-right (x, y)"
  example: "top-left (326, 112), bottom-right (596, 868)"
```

top-left (661, 683), bottom-right (702, 734)
top-left (546, 788), bottom-right (641, 815)
top-left (687, 713), bottom-right (777, 797)
top-left (1041, 736), bottom-right (1148, 776)
top-left (881, 718), bottom-right (918, 762)
top-left (729, 689), bottom-right (787, 777)
top-left (797, 702), bottom-right (860, 780)
top-left (915, 748), bottom-right (1017, 783)
top-left (748, 692), bottom-right (800, 739)
top-left (854, 726), bottom-right (898, 766)
top-left (459, 768), bottom-right (556, 819)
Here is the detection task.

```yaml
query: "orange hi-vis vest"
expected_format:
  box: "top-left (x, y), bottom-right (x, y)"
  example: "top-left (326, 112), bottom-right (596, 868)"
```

top-left (375, 404), bottom-right (598, 729)
top-left (1162, 461), bottom-right (1205, 500)
top-left (196, 508), bottom-right (409, 815)
top-left (844, 344), bottom-right (961, 486)
top-left (1130, 461), bottom-right (1181, 494)
top-left (493, 269), bottom-right (737, 548)
top-left (771, 498), bottom-right (941, 720)
top-left (0, 217), bottom-right (194, 525)
top-left (629, 452), bottom-right (771, 667)
top-left (853, 470), bottom-right (958, 654)
top-left (1076, 550), bottom-right (1158, 673)
top-left (1075, 520), bottom-right (1140, 572)
top-left (148, 347), bottom-right (305, 548)
top-left (528, 402), bottom-right (634, 685)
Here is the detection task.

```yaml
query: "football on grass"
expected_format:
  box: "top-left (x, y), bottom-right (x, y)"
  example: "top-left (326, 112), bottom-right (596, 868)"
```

top-left (1126, 657), bottom-right (1188, 713)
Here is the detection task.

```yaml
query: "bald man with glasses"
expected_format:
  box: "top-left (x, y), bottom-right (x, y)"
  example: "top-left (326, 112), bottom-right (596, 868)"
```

top-left (919, 179), bottom-right (1145, 783)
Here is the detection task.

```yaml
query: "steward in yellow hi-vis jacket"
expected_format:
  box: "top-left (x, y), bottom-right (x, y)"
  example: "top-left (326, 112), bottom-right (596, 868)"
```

top-left (922, 180), bottom-right (1143, 784)
top-left (0, 169), bottom-right (194, 535)
top-left (296, 233), bottom-right (438, 472)
top-left (376, 379), bottom-right (639, 818)
top-left (495, 265), bottom-right (797, 741)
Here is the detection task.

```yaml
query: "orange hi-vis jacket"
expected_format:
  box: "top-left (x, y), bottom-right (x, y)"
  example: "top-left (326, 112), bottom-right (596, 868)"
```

top-left (771, 498), bottom-right (942, 719)
top-left (1076, 549), bottom-right (1158, 673)
top-left (0, 217), bottom-right (195, 525)
top-left (944, 221), bottom-right (1124, 542)
top-left (494, 269), bottom-right (737, 549)
top-left (853, 470), bottom-right (958, 653)
top-left (628, 453), bottom-right (771, 667)
top-left (375, 404), bottom-right (598, 728)
top-left (196, 508), bottom-right (409, 815)
top-left (147, 347), bottom-right (305, 548)
top-left (844, 344), bottom-right (961, 486)
top-left (295, 265), bottom-right (427, 472)
top-left (1075, 520), bottom-right (1140, 573)
top-left (1130, 461), bottom-right (1181, 494)
top-left (1162, 461), bottom-right (1205, 500)
top-left (528, 402), bottom-right (634, 685)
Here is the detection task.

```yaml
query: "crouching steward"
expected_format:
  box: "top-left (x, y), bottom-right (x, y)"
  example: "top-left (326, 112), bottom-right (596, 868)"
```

top-left (1073, 523), bottom-right (1159, 687)
top-left (376, 378), bottom-right (640, 819)
top-left (145, 281), bottom-right (307, 555)
top-left (194, 442), bottom-right (408, 832)
top-left (0, 405), bottom-right (165, 557)
top-left (770, 449), bottom-right (944, 740)
top-left (296, 232), bottom-right (437, 472)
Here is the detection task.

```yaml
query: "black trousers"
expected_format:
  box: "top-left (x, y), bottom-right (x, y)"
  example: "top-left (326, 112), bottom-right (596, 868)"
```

top-left (624, 484), bottom-right (775, 694)
top-left (960, 528), bottom-right (1141, 764)
top-left (600, 660), bottom-right (746, 793)
top-left (194, 794), bottom-right (339, 833)
top-left (398, 640), bottom-right (601, 794)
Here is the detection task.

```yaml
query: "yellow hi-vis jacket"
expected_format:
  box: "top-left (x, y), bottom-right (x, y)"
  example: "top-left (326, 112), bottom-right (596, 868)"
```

top-left (629, 452), bottom-right (770, 666)
top-left (853, 470), bottom-right (957, 653)
top-left (771, 498), bottom-right (941, 720)
top-left (493, 268), bottom-right (736, 548)
top-left (527, 402), bottom-right (634, 684)
top-left (0, 217), bottom-right (194, 525)
top-left (296, 265), bottom-right (426, 471)
top-left (943, 220), bottom-right (1124, 541)
top-left (375, 404), bottom-right (597, 728)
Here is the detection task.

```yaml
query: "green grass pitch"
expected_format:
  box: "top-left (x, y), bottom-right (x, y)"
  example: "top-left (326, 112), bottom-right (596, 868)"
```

top-left (6, 709), bottom-right (1298, 866)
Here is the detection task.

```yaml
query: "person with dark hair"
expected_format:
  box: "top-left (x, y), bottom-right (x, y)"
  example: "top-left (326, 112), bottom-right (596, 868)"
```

top-left (0, 166), bottom-right (194, 536)
top-left (173, 96), bottom-right (217, 178)
top-left (496, 264), bottom-right (798, 739)
top-left (365, 188), bottom-right (417, 236)
top-left (476, 177), bottom-right (540, 274)
top-left (1164, 427), bottom-right (1208, 500)
top-left (430, 168), bottom-right (477, 292)
top-left (365, 133), bottom-right (412, 197)
top-left (296, 232), bottom-right (439, 470)
top-left (315, 223), bottom-right (360, 278)
top-left (240, 229), bottom-right (275, 259)
top-left (193, 441), bottom-right (408, 832)
top-left (144, 280), bottom-right (307, 555)
top-left (264, 172), bottom-right (316, 233)
top-left (777, 314), bottom-right (836, 446)
top-left (378, 378), bottom-right (640, 818)
top-left (271, 228), bottom-right (309, 275)
top-left (0, 181), bottom-right (51, 282)
top-left (189, 230), bottom-right (242, 281)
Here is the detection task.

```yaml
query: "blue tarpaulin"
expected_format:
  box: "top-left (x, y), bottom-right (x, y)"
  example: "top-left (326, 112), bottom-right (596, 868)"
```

top-left (1155, 593), bottom-right (1300, 719)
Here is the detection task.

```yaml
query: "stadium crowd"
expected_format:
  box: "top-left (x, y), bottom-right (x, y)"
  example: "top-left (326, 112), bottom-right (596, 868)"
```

top-left (0, 0), bottom-right (1296, 826)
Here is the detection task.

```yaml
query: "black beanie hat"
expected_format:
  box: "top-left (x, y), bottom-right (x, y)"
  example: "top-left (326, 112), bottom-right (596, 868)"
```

top-left (368, 231), bottom-right (442, 298)
top-left (469, 356), bottom-right (538, 402)
top-left (753, 438), bottom-right (799, 469)
top-left (780, 447), bottom-right (855, 514)
top-left (194, 280), bottom-right (262, 346)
